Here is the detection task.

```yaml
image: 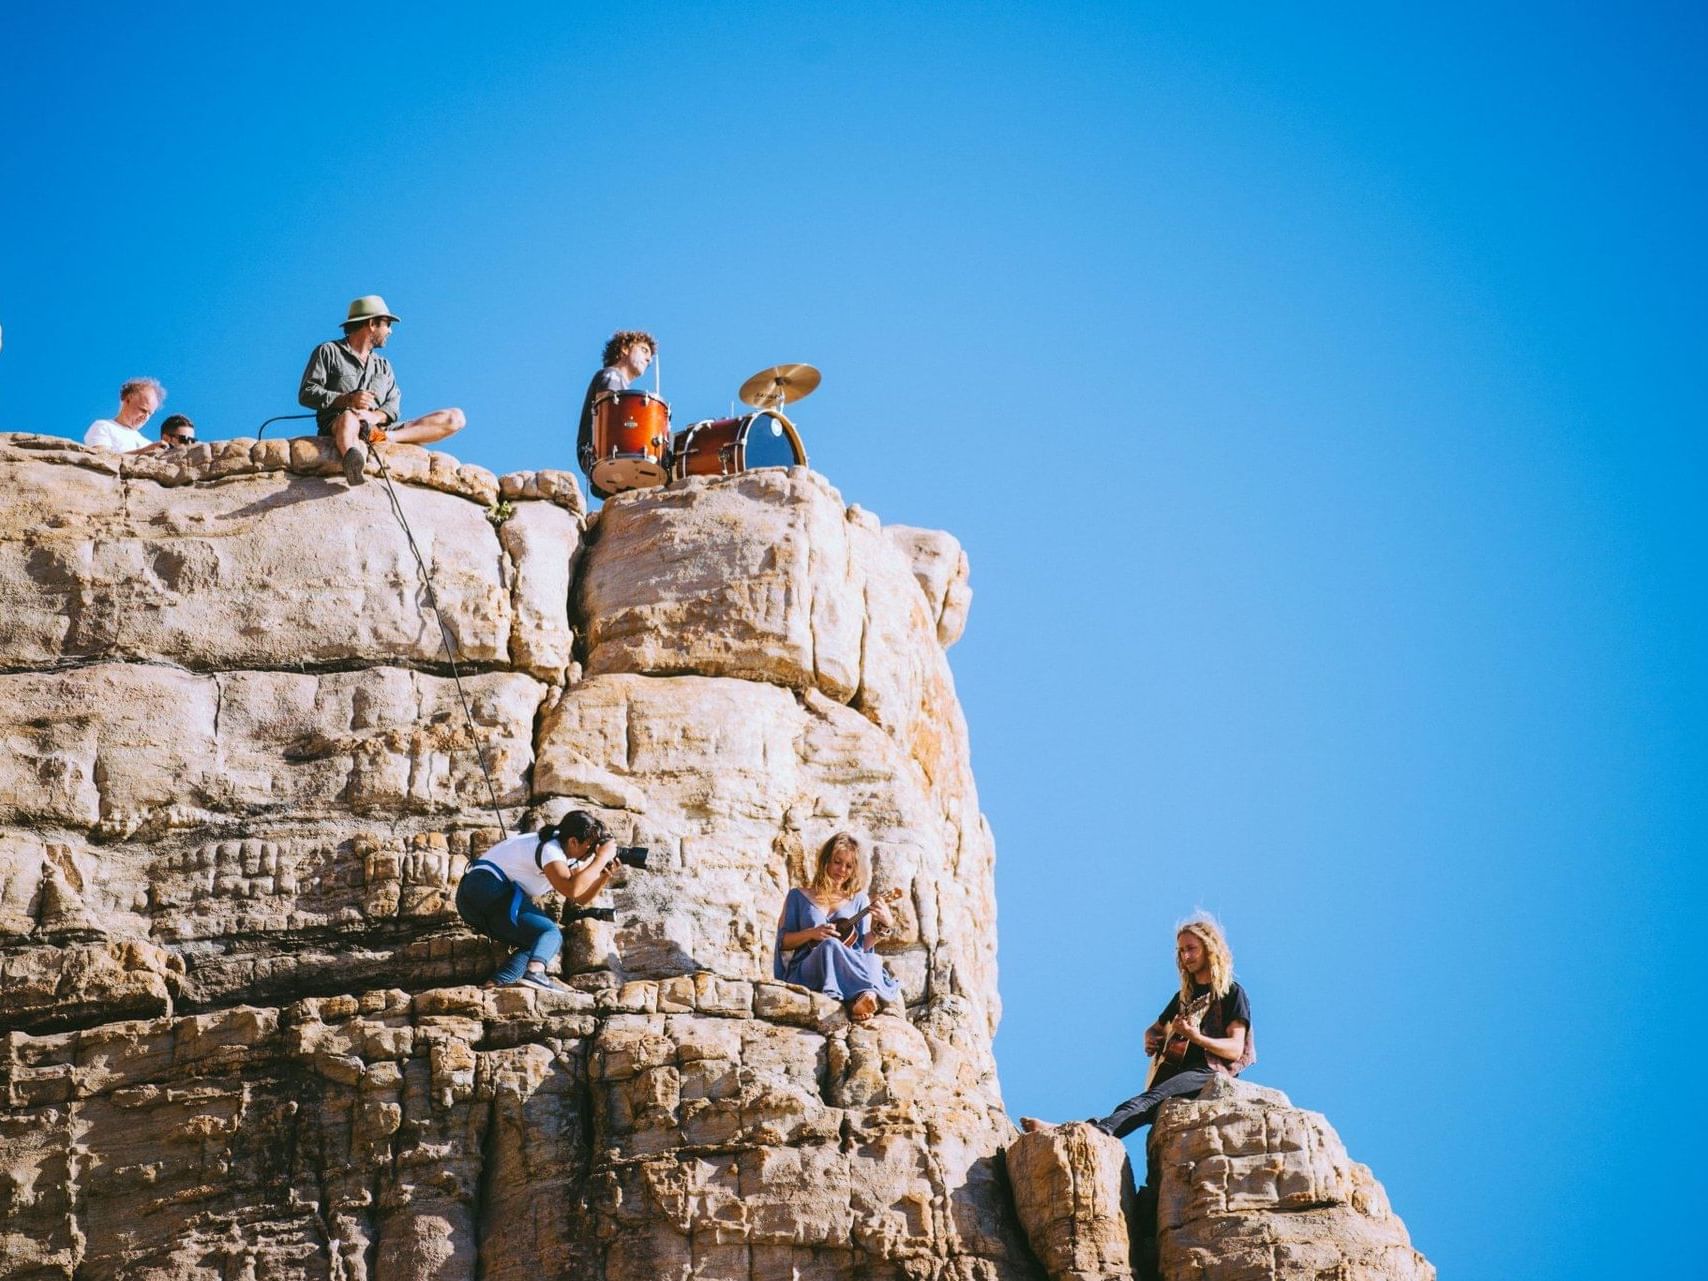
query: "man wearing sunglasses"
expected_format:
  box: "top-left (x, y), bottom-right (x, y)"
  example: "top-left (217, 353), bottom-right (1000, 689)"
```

top-left (159, 415), bottom-right (197, 448)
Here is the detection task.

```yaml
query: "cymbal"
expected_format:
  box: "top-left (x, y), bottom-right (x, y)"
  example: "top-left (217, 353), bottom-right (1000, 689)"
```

top-left (739, 363), bottom-right (821, 408)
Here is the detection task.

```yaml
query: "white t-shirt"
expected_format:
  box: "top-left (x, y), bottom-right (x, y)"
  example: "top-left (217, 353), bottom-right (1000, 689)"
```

top-left (84, 419), bottom-right (151, 452)
top-left (473, 830), bottom-right (585, 898)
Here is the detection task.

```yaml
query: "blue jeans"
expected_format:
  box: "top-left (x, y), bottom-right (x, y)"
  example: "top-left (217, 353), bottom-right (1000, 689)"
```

top-left (1093, 1068), bottom-right (1216, 1138)
top-left (455, 869), bottom-right (562, 984)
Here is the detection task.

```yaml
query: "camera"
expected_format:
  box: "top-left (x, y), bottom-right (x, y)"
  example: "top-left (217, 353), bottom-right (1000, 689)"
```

top-left (589, 821), bottom-right (648, 870)
top-left (562, 904), bottom-right (617, 924)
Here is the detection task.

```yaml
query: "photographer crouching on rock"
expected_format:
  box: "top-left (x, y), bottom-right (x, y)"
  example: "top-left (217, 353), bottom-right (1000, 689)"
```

top-left (456, 811), bottom-right (645, 993)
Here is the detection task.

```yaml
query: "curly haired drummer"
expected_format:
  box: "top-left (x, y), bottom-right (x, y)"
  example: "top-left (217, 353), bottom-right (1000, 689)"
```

top-left (575, 330), bottom-right (656, 500)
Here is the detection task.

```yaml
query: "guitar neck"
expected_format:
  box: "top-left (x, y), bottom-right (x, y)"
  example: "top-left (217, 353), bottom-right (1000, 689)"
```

top-left (833, 890), bottom-right (901, 934)
top-left (1177, 993), bottom-right (1214, 1028)
top-left (1154, 992), bottom-right (1216, 1062)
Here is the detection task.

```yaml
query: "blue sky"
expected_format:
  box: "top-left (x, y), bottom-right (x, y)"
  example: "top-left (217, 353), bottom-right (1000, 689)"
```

top-left (3, 4), bottom-right (1702, 1276)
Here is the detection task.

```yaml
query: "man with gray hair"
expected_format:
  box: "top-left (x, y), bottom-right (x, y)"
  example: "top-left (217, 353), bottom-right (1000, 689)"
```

top-left (84, 377), bottom-right (168, 455)
top-left (298, 295), bottom-right (466, 486)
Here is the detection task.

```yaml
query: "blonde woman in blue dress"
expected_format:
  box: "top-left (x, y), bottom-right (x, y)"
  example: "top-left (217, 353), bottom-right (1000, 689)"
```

top-left (774, 833), bottom-right (901, 1021)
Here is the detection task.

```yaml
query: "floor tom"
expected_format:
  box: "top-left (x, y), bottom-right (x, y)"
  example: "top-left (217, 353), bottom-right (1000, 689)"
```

top-left (591, 390), bottom-right (671, 493)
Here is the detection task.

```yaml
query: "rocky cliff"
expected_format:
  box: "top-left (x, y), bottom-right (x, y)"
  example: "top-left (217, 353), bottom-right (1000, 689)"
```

top-left (1005, 1079), bottom-right (1434, 1281)
top-left (0, 432), bottom-right (1431, 1281)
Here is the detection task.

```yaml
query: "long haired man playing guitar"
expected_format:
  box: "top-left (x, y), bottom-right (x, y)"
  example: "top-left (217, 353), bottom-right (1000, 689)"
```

top-left (1022, 914), bottom-right (1252, 1139)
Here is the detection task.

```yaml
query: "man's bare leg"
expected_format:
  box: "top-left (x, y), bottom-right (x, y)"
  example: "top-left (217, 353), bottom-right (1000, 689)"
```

top-left (329, 409), bottom-right (367, 485)
top-left (384, 408), bottom-right (466, 446)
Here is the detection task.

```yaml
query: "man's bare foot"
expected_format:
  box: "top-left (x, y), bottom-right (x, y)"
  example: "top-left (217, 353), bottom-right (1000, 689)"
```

top-left (849, 991), bottom-right (878, 1022)
top-left (1019, 1117), bottom-right (1055, 1134)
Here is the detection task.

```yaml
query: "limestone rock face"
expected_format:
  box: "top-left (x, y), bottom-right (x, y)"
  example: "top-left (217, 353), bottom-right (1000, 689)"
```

top-left (0, 439), bottom-right (1030, 1281)
top-left (0, 984), bottom-right (1030, 1281)
top-left (1149, 1077), bottom-right (1434, 1281)
top-left (532, 672), bottom-right (998, 1032)
top-left (1007, 1123), bottom-right (1138, 1281)
top-left (0, 436), bottom-right (1429, 1281)
top-left (884, 525), bottom-right (973, 649)
top-left (578, 471), bottom-right (975, 800)
top-left (0, 434), bottom-right (579, 679)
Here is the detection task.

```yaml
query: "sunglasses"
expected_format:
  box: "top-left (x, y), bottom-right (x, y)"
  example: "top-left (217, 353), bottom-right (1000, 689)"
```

top-left (165, 433), bottom-right (196, 444)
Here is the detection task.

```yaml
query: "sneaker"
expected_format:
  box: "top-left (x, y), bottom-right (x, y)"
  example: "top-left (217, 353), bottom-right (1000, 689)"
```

top-left (341, 445), bottom-right (368, 486)
top-left (516, 970), bottom-right (573, 994)
top-left (486, 950), bottom-right (526, 988)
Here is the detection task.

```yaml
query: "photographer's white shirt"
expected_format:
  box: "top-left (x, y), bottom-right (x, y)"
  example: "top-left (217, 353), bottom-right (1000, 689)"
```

top-left (84, 419), bottom-right (149, 452)
top-left (471, 831), bottom-right (590, 898)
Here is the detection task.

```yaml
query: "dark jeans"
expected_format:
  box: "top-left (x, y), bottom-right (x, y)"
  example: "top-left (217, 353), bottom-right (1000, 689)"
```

top-left (455, 869), bottom-right (561, 984)
top-left (1092, 1068), bottom-right (1216, 1138)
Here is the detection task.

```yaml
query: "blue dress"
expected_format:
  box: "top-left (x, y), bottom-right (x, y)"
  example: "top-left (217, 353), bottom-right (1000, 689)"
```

top-left (773, 888), bottom-right (902, 1003)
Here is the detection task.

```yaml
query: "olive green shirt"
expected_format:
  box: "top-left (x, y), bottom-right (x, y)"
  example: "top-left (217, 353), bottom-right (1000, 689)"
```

top-left (298, 338), bottom-right (401, 432)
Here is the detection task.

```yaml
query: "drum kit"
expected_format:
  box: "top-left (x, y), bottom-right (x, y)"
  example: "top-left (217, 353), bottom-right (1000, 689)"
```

top-left (588, 362), bottom-right (819, 497)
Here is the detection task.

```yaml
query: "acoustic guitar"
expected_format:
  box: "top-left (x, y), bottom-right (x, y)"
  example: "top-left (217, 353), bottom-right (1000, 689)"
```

top-left (1142, 990), bottom-right (1214, 1089)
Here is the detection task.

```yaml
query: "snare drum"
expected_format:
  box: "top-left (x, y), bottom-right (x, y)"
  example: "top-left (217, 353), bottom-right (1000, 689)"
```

top-left (671, 411), bottom-right (808, 480)
top-left (591, 390), bottom-right (672, 493)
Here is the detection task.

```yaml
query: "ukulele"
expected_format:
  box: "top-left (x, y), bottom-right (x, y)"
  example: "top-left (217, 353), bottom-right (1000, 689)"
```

top-left (821, 887), bottom-right (905, 947)
top-left (1142, 990), bottom-right (1214, 1088)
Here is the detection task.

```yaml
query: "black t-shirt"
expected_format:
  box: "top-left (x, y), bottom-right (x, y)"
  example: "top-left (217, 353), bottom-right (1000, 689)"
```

top-left (575, 366), bottom-right (630, 471)
top-left (1156, 980), bottom-right (1252, 1076)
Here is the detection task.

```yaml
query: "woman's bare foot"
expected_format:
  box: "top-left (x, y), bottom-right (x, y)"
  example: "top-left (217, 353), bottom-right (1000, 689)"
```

top-left (1020, 1117), bottom-right (1055, 1134)
top-left (849, 991), bottom-right (879, 1022)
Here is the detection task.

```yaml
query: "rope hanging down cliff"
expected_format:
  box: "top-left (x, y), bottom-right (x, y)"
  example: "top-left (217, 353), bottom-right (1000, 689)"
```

top-left (251, 408), bottom-right (508, 837)
top-left (369, 443), bottom-right (509, 840)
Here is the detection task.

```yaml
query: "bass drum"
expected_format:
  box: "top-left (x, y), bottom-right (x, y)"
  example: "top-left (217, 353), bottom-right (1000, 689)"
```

top-left (671, 410), bottom-right (807, 480)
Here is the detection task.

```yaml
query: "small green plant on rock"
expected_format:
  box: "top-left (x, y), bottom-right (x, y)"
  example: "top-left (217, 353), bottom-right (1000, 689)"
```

top-left (486, 500), bottom-right (516, 528)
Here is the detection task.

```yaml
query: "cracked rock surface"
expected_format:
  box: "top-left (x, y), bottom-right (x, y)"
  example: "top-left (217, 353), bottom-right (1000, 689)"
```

top-left (0, 436), bottom-right (1429, 1281)
top-left (1148, 1078), bottom-right (1434, 1281)
top-left (1005, 1083), bottom-right (1435, 1281)
top-left (0, 436), bottom-right (1025, 1281)
top-left (1006, 1123), bottom-right (1139, 1281)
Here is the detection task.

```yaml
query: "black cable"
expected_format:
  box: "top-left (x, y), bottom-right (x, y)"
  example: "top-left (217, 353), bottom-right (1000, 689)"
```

top-left (250, 400), bottom-right (508, 836)
top-left (368, 442), bottom-right (510, 841)
top-left (256, 412), bottom-right (317, 438)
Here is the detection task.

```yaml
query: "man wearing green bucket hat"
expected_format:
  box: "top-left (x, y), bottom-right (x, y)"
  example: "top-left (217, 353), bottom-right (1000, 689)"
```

top-left (297, 295), bottom-right (467, 486)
